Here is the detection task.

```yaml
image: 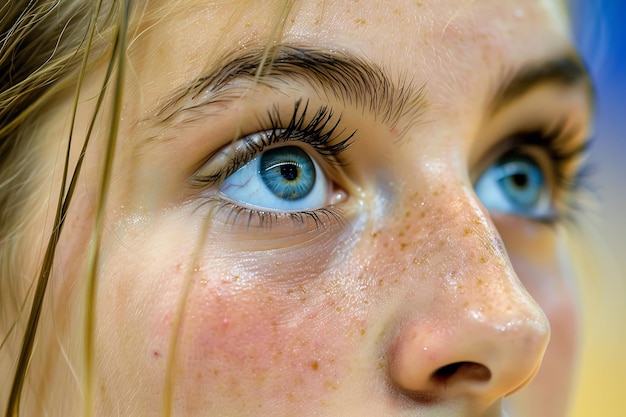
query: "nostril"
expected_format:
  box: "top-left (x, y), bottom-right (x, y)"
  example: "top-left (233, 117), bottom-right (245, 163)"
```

top-left (432, 362), bottom-right (491, 385)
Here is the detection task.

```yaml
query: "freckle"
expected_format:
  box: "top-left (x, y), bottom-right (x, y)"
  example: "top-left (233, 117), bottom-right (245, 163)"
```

top-left (378, 361), bottom-right (385, 369)
top-left (400, 242), bottom-right (408, 250)
top-left (477, 279), bottom-right (484, 286)
top-left (480, 256), bottom-right (487, 264)
top-left (176, 263), bottom-right (183, 271)
top-left (433, 190), bottom-right (440, 196)
top-left (420, 212), bottom-right (426, 218)
top-left (439, 240), bottom-right (446, 247)
top-left (323, 381), bottom-right (338, 390)
top-left (311, 361), bottom-right (319, 371)
top-left (405, 211), bottom-right (411, 218)
top-left (360, 328), bottom-right (366, 336)
top-left (393, 8), bottom-right (401, 14)
top-left (290, 18), bottom-right (295, 24)
top-left (363, 300), bottom-right (369, 304)
top-left (463, 301), bottom-right (469, 308)
top-left (394, 279), bottom-right (399, 284)
top-left (463, 228), bottom-right (472, 236)
top-left (378, 279), bottom-right (384, 286)
top-left (383, 242), bottom-right (389, 248)
top-left (354, 18), bottom-right (366, 25)
top-left (370, 231), bottom-right (378, 238)
top-left (398, 231), bottom-right (405, 237)
top-left (244, 22), bottom-right (251, 28)
top-left (336, 306), bottom-right (342, 312)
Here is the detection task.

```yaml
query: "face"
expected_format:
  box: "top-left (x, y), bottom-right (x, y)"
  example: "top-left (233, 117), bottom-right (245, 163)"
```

top-left (35, 0), bottom-right (591, 416)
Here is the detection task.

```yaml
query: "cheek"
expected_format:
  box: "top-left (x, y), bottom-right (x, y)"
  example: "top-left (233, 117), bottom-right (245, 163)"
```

top-left (95, 213), bottom-right (372, 415)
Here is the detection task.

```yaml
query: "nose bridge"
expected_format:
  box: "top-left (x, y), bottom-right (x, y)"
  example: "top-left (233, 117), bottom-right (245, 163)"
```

top-left (398, 177), bottom-right (540, 322)
top-left (385, 176), bottom-right (550, 407)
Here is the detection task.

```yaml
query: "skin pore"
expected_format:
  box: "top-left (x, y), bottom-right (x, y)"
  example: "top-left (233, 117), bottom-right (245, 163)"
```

top-left (17, 0), bottom-right (592, 416)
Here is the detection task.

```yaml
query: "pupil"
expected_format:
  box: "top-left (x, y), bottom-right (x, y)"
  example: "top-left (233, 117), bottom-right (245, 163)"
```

top-left (281, 164), bottom-right (299, 181)
top-left (512, 173), bottom-right (528, 188)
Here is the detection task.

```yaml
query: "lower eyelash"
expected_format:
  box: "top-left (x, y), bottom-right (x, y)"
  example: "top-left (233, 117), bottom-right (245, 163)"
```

top-left (196, 196), bottom-right (347, 230)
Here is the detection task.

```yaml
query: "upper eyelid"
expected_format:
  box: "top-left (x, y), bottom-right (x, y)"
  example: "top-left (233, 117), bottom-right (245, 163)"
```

top-left (189, 101), bottom-right (356, 187)
top-left (489, 53), bottom-right (594, 117)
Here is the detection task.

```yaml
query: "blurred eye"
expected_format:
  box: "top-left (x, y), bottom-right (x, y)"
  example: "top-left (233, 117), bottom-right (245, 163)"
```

top-left (220, 146), bottom-right (330, 211)
top-left (475, 153), bottom-right (553, 220)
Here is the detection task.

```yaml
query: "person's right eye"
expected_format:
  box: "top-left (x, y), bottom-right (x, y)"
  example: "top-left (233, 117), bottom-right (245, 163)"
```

top-left (219, 145), bottom-right (333, 211)
top-left (190, 99), bottom-right (355, 229)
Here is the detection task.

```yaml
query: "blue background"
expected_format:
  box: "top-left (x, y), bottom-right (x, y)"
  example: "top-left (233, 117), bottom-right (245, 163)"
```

top-left (573, 0), bottom-right (625, 256)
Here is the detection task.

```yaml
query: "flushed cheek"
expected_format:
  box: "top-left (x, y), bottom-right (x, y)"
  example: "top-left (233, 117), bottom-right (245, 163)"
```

top-left (171, 282), bottom-right (358, 414)
top-left (99, 217), bottom-right (372, 415)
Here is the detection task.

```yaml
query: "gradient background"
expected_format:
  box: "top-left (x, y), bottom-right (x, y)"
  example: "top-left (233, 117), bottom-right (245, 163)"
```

top-left (571, 0), bottom-right (625, 415)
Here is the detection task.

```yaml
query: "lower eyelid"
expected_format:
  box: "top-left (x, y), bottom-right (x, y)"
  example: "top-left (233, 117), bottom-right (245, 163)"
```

top-left (193, 196), bottom-right (348, 231)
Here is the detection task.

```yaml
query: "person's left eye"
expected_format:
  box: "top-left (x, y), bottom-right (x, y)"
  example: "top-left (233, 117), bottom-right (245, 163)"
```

top-left (475, 152), bottom-right (553, 220)
top-left (219, 145), bottom-right (331, 211)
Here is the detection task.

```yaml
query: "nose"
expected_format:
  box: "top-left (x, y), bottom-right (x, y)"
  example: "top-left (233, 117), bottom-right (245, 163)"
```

top-left (387, 189), bottom-right (550, 409)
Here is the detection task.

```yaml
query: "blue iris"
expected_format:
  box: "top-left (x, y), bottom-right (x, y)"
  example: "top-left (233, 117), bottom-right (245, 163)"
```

top-left (260, 146), bottom-right (315, 200)
top-left (220, 145), bottom-right (327, 211)
top-left (475, 154), bottom-right (550, 218)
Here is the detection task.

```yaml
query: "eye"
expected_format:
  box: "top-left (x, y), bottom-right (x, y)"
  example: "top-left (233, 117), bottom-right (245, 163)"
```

top-left (475, 152), bottom-right (553, 220)
top-left (219, 145), bottom-right (332, 211)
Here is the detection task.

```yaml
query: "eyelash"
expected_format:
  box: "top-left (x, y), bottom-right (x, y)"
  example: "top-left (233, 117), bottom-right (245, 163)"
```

top-left (192, 99), bottom-right (356, 186)
top-left (191, 99), bottom-right (355, 228)
top-left (493, 119), bottom-right (592, 223)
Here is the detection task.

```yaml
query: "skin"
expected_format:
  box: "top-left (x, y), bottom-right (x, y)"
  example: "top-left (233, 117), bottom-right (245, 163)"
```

top-left (23, 0), bottom-right (591, 416)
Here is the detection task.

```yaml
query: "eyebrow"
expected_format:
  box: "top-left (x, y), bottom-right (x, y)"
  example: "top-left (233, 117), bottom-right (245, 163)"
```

top-left (148, 45), bottom-right (593, 137)
top-left (490, 53), bottom-right (593, 114)
top-left (150, 45), bottom-right (428, 133)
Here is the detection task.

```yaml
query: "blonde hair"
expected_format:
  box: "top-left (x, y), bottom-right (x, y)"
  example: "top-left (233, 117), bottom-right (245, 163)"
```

top-left (1, 1), bottom-right (121, 415)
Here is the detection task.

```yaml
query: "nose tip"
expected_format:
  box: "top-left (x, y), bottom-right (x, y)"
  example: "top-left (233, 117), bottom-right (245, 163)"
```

top-left (389, 296), bottom-right (550, 406)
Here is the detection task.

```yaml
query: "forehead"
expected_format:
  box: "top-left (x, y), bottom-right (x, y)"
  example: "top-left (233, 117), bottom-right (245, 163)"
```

top-left (125, 0), bottom-right (572, 118)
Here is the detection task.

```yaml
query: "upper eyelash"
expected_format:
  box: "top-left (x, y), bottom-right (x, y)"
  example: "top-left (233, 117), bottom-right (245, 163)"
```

top-left (497, 120), bottom-right (593, 225)
top-left (510, 119), bottom-right (591, 192)
top-left (190, 99), bottom-right (356, 187)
